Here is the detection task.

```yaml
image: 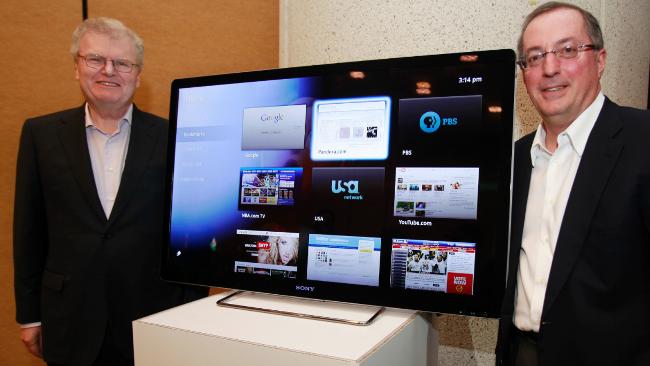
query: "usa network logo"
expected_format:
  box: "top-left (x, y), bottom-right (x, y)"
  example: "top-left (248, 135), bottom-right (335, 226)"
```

top-left (331, 180), bottom-right (363, 200)
top-left (419, 111), bottom-right (458, 133)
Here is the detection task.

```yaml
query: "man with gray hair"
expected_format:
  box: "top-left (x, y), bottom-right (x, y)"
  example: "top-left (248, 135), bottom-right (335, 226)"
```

top-left (497, 2), bottom-right (650, 365)
top-left (14, 17), bottom-right (205, 366)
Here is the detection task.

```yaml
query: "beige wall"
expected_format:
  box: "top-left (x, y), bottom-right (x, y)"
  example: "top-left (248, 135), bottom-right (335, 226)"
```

top-left (0, 3), bottom-right (81, 365)
top-left (280, 0), bottom-right (649, 365)
top-left (280, 0), bottom-right (650, 138)
top-left (0, 1), bottom-right (278, 364)
top-left (90, 0), bottom-right (279, 118)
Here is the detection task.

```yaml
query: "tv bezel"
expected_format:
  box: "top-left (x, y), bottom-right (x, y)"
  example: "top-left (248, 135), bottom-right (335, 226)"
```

top-left (162, 49), bottom-right (516, 318)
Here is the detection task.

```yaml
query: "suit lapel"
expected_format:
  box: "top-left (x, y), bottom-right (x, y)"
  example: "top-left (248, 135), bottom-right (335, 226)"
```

top-left (542, 99), bottom-right (623, 317)
top-left (507, 134), bottom-right (534, 290)
top-left (57, 106), bottom-right (107, 222)
top-left (107, 106), bottom-right (159, 225)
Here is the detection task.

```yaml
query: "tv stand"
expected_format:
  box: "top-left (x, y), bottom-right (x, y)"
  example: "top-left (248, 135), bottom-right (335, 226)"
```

top-left (133, 291), bottom-right (434, 365)
top-left (216, 290), bottom-right (385, 325)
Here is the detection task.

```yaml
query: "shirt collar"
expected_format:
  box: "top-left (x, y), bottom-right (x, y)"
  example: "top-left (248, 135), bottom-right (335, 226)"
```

top-left (84, 103), bottom-right (133, 131)
top-left (529, 125), bottom-right (548, 166)
top-left (529, 92), bottom-right (604, 167)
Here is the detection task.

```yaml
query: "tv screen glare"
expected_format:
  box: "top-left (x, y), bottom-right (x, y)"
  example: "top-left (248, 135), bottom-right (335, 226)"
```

top-left (163, 50), bottom-right (515, 317)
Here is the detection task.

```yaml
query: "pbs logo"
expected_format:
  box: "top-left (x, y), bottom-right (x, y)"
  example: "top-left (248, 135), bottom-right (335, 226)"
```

top-left (419, 111), bottom-right (441, 133)
top-left (420, 111), bottom-right (458, 133)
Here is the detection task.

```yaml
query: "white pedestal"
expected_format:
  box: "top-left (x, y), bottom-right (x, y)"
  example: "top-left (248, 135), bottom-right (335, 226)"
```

top-left (133, 291), bottom-right (433, 366)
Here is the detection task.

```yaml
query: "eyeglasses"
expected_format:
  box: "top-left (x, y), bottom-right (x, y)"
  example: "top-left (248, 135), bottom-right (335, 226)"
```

top-left (517, 44), bottom-right (598, 70)
top-left (77, 53), bottom-right (139, 73)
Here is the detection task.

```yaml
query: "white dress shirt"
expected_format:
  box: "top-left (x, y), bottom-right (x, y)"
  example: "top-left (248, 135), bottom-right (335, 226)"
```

top-left (85, 104), bottom-right (132, 219)
top-left (513, 93), bottom-right (605, 332)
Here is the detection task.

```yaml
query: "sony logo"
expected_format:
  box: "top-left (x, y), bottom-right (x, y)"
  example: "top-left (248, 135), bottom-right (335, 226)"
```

top-left (295, 285), bottom-right (315, 292)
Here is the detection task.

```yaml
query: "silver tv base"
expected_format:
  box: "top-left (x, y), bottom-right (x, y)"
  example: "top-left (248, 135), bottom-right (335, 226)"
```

top-left (217, 290), bottom-right (385, 326)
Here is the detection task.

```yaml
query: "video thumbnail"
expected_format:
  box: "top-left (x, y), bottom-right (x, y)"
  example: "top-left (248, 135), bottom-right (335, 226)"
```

top-left (390, 238), bottom-right (475, 295)
top-left (311, 167), bottom-right (385, 234)
top-left (233, 230), bottom-right (299, 278)
top-left (397, 95), bottom-right (482, 161)
top-left (307, 234), bottom-right (381, 286)
top-left (394, 167), bottom-right (479, 219)
top-left (239, 168), bottom-right (302, 207)
top-left (310, 96), bottom-right (391, 161)
top-left (241, 104), bottom-right (307, 150)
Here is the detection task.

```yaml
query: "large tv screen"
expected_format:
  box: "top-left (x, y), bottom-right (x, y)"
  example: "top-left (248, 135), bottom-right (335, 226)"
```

top-left (162, 50), bottom-right (515, 317)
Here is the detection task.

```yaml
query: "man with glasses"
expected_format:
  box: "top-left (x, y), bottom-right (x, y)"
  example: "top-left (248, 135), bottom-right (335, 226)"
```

top-left (14, 17), bottom-right (205, 366)
top-left (497, 2), bottom-right (650, 365)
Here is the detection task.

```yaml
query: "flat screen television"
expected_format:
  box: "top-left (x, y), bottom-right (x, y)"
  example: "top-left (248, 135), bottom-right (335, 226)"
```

top-left (162, 49), bottom-right (515, 318)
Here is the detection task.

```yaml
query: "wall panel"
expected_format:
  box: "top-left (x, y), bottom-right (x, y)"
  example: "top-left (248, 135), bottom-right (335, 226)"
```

top-left (0, 2), bottom-right (81, 364)
top-left (90, 0), bottom-right (279, 118)
top-left (0, 1), bottom-right (278, 364)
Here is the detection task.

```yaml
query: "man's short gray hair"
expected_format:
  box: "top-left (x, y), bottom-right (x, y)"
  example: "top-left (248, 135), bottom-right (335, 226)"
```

top-left (517, 1), bottom-right (604, 58)
top-left (70, 17), bottom-right (144, 66)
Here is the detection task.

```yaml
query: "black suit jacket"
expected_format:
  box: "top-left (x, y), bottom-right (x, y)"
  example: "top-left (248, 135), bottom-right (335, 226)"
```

top-left (496, 98), bottom-right (650, 365)
top-left (14, 106), bottom-right (206, 365)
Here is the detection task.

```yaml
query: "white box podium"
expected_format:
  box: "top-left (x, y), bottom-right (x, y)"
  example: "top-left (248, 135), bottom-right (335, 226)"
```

top-left (133, 291), bottom-right (432, 366)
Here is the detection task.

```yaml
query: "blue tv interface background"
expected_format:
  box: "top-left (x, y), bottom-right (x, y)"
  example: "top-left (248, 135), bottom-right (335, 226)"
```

top-left (170, 78), bottom-right (316, 249)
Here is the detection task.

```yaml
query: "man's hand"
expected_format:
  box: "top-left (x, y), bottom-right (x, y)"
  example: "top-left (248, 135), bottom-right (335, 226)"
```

top-left (20, 326), bottom-right (43, 358)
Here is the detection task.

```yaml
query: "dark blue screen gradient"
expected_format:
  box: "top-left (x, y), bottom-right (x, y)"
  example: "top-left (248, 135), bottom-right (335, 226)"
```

top-left (170, 78), bottom-right (316, 251)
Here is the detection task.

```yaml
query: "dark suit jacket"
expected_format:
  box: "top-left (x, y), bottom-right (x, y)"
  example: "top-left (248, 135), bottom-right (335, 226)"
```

top-left (13, 106), bottom-right (206, 366)
top-left (496, 98), bottom-right (650, 365)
